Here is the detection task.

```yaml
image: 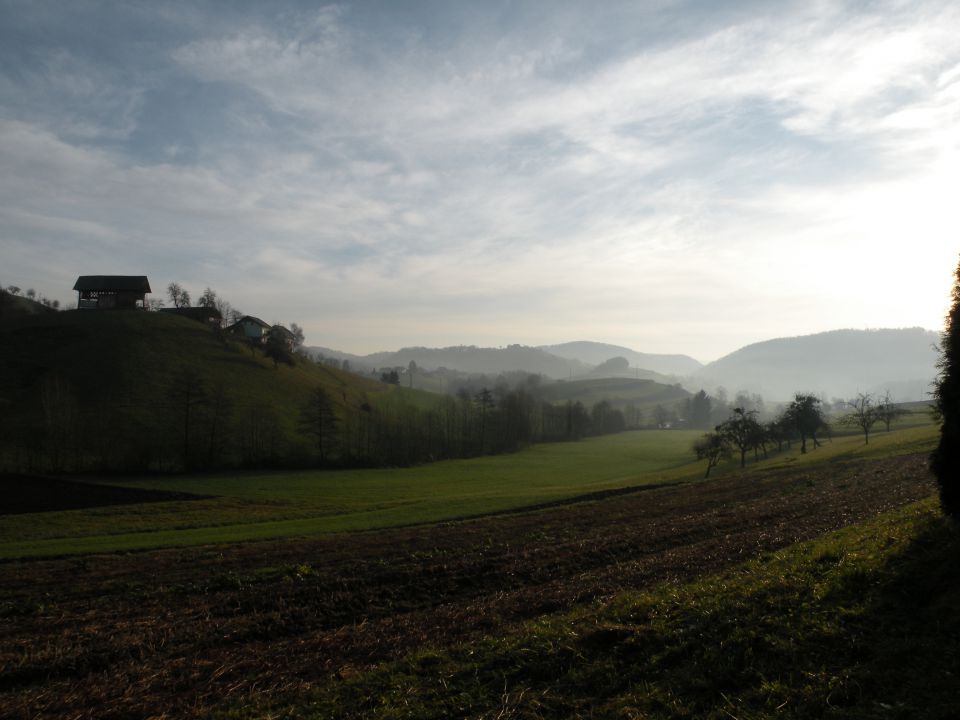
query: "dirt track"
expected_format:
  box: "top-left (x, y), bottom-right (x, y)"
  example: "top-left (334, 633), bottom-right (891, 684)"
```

top-left (0, 453), bottom-right (935, 719)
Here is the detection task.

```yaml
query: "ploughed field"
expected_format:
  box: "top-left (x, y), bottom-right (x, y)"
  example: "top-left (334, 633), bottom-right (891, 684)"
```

top-left (0, 451), bottom-right (936, 719)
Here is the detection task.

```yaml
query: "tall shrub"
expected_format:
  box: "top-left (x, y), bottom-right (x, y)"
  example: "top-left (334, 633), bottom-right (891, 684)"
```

top-left (932, 257), bottom-right (960, 517)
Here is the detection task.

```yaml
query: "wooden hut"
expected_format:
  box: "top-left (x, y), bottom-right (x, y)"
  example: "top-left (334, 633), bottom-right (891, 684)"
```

top-left (73, 276), bottom-right (151, 310)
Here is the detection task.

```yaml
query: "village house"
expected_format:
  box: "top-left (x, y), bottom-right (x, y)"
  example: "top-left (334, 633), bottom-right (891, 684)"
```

top-left (226, 315), bottom-right (272, 343)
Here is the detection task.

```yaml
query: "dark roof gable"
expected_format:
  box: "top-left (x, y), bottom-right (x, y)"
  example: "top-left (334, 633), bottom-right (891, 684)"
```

top-left (73, 276), bottom-right (151, 293)
top-left (238, 315), bottom-right (272, 329)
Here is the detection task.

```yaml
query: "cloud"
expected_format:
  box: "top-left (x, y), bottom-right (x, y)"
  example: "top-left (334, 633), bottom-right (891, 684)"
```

top-left (2, 1), bottom-right (958, 358)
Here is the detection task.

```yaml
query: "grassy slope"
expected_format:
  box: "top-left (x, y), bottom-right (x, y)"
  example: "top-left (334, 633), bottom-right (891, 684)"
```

top-left (0, 309), bottom-right (399, 455)
top-left (0, 420), bottom-right (937, 559)
top-left (1, 308), bottom-right (381, 402)
top-left (269, 498), bottom-right (958, 720)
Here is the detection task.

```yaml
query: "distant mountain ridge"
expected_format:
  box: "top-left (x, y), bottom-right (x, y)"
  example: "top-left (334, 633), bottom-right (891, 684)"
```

top-left (309, 328), bottom-right (938, 401)
top-left (695, 328), bottom-right (938, 402)
top-left (540, 341), bottom-right (703, 376)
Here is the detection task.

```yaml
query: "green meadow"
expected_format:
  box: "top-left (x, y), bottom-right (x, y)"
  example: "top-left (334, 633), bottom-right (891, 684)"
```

top-left (0, 420), bottom-right (937, 560)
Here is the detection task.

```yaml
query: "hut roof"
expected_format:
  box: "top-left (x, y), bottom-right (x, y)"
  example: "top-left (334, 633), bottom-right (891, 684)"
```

top-left (73, 276), bottom-right (151, 293)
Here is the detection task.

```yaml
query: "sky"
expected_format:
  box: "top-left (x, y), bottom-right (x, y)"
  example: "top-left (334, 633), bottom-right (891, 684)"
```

top-left (1, 0), bottom-right (958, 363)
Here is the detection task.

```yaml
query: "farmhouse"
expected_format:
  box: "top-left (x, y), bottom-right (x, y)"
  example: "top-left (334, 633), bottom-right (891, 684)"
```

top-left (73, 276), bottom-right (151, 310)
top-left (227, 315), bottom-right (272, 343)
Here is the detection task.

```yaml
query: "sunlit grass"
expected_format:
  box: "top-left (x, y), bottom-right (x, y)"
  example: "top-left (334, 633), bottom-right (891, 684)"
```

top-left (0, 421), bottom-right (937, 559)
top-left (0, 430), bottom-right (704, 558)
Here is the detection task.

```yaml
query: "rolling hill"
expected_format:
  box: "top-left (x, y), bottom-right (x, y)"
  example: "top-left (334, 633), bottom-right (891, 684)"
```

top-left (307, 344), bottom-right (593, 379)
top-left (307, 340), bottom-right (701, 381)
top-left (695, 328), bottom-right (939, 402)
top-left (535, 376), bottom-right (690, 415)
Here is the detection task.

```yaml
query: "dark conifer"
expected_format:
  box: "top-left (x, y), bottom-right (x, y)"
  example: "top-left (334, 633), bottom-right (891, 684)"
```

top-left (932, 257), bottom-right (960, 517)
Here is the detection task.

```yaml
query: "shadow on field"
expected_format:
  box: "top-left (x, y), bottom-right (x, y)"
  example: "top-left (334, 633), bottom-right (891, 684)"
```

top-left (0, 474), bottom-right (212, 514)
top-left (816, 514), bottom-right (960, 717)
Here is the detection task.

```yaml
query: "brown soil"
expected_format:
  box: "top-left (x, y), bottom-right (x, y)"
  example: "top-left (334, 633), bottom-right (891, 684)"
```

top-left (0, 453), bottom-right (935, 719)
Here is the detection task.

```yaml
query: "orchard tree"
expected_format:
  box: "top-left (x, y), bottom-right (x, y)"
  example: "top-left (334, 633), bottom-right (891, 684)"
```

top-left (264, 328), bottom-right (294, 368)
top-left (694, 432), bottom-right (728, 478)
top-left (932, 256), bottom-right (960, 517)
top-left (717, 407), bottom-right (762, 468)
top-left (841, 393), bottom-right (879, 445)
top-left (784, 393), bottom-right (827, 454)
top-left (875, 391), bottom-right (907, 432)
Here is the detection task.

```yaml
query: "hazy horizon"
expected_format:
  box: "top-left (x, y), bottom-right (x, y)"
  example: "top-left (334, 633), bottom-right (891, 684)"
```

top-left (2, 1), bottom-right (958, 361)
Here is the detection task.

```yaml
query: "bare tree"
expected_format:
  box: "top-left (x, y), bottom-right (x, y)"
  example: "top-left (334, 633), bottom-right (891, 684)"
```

top-left (717, 407), bottom-right (762, 468)
top-left (694, 432), bottom-right (728, 478)
top-left (875, 391), bottom-right (908, 432)
top-left (197, 287), bottom-right (218, 308)
top-left (168, 369), bottom-right (208, 471)
top-left (167, 282), bottom-right (191, 308)
top-left (840, 393), bottom-right (879, 444)
top-left (289, 323), bottom-right (305, 352)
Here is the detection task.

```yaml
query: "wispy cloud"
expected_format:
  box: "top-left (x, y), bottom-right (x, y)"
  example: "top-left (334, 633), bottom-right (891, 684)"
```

top-left (1, 0), bottom-right (957, 359)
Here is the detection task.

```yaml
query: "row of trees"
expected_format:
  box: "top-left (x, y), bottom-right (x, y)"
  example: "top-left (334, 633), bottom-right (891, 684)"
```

top-left (837, 392), bottom-right (907, 444)
top-left (694, 394), bottom-right (829, 477)
top-left (165, 282), bottom-right (242, 328)
top-left (1, 284), bottom-right (62, 311)
top-left (693, 389), bottom-right (912, 478)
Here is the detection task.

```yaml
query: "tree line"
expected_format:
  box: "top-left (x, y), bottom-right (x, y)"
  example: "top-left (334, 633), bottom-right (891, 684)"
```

top-left (0, 364), bottom-right (642, 474)
top-left (296, 379), bottom-right (638, 468)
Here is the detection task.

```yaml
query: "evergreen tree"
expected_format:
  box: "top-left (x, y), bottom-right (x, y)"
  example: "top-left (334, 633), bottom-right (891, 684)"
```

top-left (932, 257), bottom-right (960, 517)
